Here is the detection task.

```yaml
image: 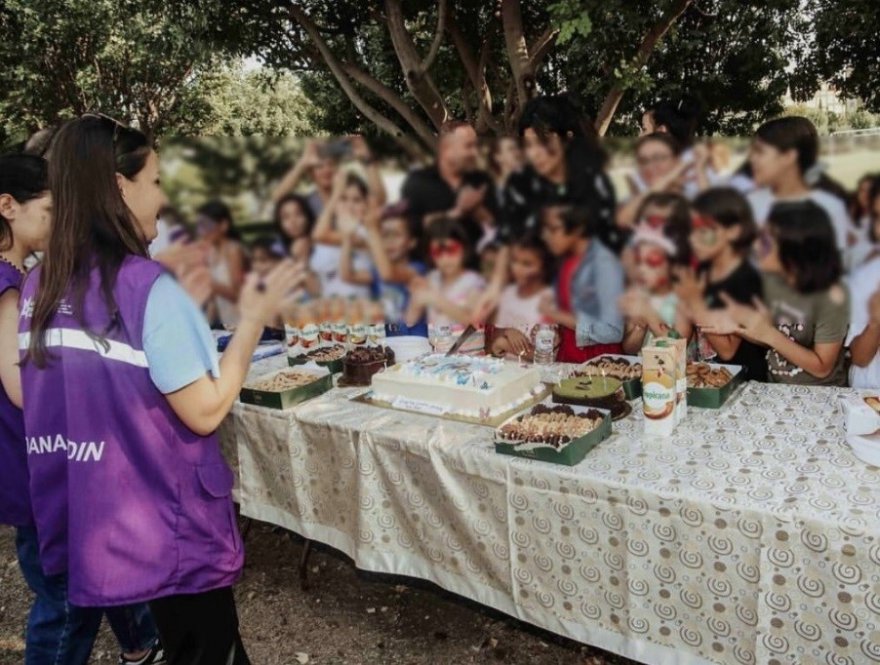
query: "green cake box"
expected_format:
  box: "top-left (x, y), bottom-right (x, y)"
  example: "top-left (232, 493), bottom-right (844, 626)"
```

top-left (494, 402), bottom-right (613, 466)
top-left (240, 366), bottom-right (334, 410)
top-left (572, 354), bottom-right (643, 400)
top-left (686, 362), bottom-right (744, 409)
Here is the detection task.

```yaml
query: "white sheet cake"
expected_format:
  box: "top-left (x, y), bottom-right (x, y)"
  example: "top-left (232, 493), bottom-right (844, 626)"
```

top-left (371, 354), bottom-right (543, 418)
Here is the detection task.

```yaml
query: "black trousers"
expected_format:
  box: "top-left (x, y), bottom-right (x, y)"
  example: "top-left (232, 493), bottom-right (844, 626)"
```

top-left (148, 587), bottom-right (250, 665)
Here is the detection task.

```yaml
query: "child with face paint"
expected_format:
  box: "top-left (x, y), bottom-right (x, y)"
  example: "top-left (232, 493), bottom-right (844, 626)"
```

top-left (676, 187), bottom-right (767, 381)
top-left (20, 116), bottom-right (303, 665)
top-left (620, 223), bottom-right (693, 355)
top-left (406, 216), bottom-right (486, 352)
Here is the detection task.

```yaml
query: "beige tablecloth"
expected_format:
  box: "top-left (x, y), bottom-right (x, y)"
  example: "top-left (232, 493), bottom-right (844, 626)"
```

top-left (221, 356), bottom-right (880, 665)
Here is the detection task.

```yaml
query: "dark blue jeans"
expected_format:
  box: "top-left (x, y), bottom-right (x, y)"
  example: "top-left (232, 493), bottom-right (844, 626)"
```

top-left (15, 525), bottom-right (159, 665)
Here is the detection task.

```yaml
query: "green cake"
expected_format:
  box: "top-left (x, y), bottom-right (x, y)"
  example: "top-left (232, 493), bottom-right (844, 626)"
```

top-left (552, 375), bottom-right (627, 417)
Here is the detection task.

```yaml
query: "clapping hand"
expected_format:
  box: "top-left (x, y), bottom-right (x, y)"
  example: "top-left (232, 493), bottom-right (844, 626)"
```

top-left (618, 287), bottom-right (651, 321)
top-left (239, 260), bottom-right (305, 327)
top-left (452, 184), bottom-right (486, 217)
top-left (674, 266), bottom-right (707, 308)
top-left (699, 293), bottom-right (774, 343)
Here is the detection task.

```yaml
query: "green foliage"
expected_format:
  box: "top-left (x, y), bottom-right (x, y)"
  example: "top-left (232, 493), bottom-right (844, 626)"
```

top-left (161, 135), bottom-right (305, 223)
top-left (0, 0), bottom-right (309, 144)
top-left (802, 0), bottom-right (880, 114)
top-left (195, 65), bottom-right (314, 136)
top-left (550, 1), bottom-right (593, 45)
top-left (551, 0), bottom-right (805, 136)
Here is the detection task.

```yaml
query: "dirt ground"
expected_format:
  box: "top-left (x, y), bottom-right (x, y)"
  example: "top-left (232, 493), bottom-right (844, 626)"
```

top-left (0, 520), bottom-right (640, 665)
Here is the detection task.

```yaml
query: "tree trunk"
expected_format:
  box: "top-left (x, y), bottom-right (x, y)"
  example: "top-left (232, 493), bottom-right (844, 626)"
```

top-left (384, 0), bottom-right (449, 129)
top-left (500, 0), bottom-right (535, 116)
top-left (594, 0), bottom-right (694, 135)
top-left (290, 5), bottom-right (429, 157)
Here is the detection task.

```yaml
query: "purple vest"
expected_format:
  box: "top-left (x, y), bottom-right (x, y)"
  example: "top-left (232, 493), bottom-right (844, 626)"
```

top-left (19, 256), bottom-right (242, 606)
top-left (0, 261), bottom-right (29, 527)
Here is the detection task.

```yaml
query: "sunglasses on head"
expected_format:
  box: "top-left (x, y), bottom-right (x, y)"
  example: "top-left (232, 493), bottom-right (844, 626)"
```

top-left (430, 239), bottom-right (463, 258)
top-left (81, 112), bottom-right (127, 141)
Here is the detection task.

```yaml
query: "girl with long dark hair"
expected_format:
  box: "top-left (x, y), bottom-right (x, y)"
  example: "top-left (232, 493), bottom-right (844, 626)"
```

top-left (474, 94), bottom-right (617, 322)
top-left (20, 115), bottom-right (300, 664)
top-left (0, 152), bottom-right (166, 664)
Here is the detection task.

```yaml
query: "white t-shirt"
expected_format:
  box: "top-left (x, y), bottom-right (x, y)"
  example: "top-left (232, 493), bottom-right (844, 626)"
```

top-left (309, 242), bottom-right (373, 300)
top-left (847, 257), bottom-right (880, 388)
top-left (495, 284), bottom-right (553, 332)
top-left (747, 188), bottom-right (853, 251)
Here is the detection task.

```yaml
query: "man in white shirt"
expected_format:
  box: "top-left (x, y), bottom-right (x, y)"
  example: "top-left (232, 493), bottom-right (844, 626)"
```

top-left (746, 116), bottom-right (854, 253)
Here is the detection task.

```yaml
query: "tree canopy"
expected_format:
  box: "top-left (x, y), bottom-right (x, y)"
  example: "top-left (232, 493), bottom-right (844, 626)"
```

top-left (0, 0), bottom-right (875, 152)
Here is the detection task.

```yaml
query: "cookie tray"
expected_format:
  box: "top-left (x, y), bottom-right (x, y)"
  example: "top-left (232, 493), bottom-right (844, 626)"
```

top-left (240, 366), bottom-right (333, 410)
top-left (686, 362), bottom-right (744, 409)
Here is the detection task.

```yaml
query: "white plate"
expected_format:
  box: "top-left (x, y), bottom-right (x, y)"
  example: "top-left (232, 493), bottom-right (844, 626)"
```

top-left (846, 433), bottom-right (880, 466)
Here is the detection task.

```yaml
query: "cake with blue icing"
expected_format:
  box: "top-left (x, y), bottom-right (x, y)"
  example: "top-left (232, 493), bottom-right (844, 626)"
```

top-left (370, 353), bottom-right (543, 418)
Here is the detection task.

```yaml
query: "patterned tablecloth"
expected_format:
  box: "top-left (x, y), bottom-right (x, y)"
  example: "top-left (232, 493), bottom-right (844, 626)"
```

top-left (220, 356), bottom-right (880, 665)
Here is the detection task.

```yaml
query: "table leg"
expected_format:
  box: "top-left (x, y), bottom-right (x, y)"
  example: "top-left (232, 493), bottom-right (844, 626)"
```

top-left (298, 538), bottom-right (313, 591)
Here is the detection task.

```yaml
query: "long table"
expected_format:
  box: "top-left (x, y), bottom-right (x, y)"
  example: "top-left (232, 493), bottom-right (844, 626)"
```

top-left (221, 356), bottom-right (880, 665)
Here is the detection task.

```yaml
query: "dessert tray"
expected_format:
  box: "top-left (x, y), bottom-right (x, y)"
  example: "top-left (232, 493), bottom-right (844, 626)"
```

top-left (685, 361), bottom-right (744, 409)
top-left (240, 367), bottom-right (334, 410)
top-left (571, 354), bottom-right (643, 400)
top-left (494, 402), bottom-right (612, 466)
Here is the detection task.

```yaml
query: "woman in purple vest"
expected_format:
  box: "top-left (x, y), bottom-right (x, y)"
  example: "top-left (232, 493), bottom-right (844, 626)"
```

top-left (0, 153), bottom-right (165, 664)
top-left (19, 117), bottom-right (300, 664)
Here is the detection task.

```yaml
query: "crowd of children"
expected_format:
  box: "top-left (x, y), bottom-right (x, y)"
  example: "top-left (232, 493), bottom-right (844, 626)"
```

top-left (136, 103), bottom-right (880, 393)
top-left (1, 95), bottom-right (880, 665)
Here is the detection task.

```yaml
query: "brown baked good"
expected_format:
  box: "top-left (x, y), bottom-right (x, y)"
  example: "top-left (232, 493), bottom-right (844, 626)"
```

top-left (576, 357), bottom-right (642, 381)
top-left (686, 363), bottom-right (733, 388)
top-left (497, 404), bottom-right (604, 449)
top-left (341, 346), bottom-right (395, 386)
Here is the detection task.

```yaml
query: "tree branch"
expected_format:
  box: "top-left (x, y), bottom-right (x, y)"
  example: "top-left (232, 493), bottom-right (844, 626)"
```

top-left (339, 61), bottom-right (438, 148)
top-left (384, 0), bottom-right (449, 128)
top-left (528, 26), bottom-right (559, 71)
top-left (446, 13), bottom-right (501, 134)
top-left (290, 5), bottom-right (429, 157)
top-left (500, 0), bottom-right (535, 112)
top-left (594, 0), bottom-right (694, 136)
top-left (420, 0), bottom-right (448, 74)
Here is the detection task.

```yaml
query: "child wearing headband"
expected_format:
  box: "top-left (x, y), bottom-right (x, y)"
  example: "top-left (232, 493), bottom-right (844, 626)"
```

top-left (620, 221), bottom-right (693, 354)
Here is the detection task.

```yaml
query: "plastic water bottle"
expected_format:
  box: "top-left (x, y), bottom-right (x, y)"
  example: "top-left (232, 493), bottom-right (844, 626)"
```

top-left (534, 324), bottom-right (556, 365)
top-left (431, 324), bottom-right (453, 353)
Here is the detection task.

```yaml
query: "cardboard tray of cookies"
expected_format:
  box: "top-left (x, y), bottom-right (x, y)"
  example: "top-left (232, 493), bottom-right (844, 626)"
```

top-left (686, 361), bottom-right (743, 409)
top-left (240, 366), bottom-right (333, 410)
top-left (572, 354), bottom-right (643, 400)
top-left (288, 344), bottom-right (347, 374)
top-left (494, 402), bottom-right (612, 466)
